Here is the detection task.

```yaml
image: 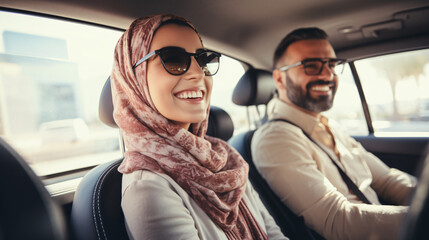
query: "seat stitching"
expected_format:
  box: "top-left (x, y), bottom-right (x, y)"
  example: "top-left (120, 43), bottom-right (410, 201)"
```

top-left (93, 161), bottom-right (121, 240)
top-left (92, 178), bottom-right (102, 240)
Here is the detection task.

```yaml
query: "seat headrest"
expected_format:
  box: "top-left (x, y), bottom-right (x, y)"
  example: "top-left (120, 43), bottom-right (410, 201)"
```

top-left (99, 77), bottom-right (117, 128)
top-left (99, 77), bottom-right (234, 141)
top-left (232, 68), bottom-right (275, 106)
top-left (206, 106), bottom-right (234, 141)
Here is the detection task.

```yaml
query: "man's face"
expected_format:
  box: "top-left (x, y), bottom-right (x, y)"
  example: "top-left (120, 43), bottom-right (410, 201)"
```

top-left (277, 39), bottom-right (339, 114)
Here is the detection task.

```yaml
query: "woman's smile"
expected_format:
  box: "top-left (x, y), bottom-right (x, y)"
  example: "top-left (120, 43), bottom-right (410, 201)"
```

top-left (174, 88), bottom-right (205, 102)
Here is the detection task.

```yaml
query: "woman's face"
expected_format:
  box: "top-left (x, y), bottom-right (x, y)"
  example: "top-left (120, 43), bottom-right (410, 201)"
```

top-left (146, 23), bottom-right (212, 129)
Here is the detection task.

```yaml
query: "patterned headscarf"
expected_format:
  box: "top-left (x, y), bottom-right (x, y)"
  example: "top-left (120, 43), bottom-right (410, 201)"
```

top-left (111, 14), bottom-right (268, 239)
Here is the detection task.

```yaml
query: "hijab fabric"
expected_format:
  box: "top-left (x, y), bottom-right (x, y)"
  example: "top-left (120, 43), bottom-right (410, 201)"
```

top-left (111, 14), bottom-right (268, 240)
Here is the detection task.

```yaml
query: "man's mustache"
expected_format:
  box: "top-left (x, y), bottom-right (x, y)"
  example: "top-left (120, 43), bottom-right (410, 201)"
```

top-left (306, 80), bottom-right (336, 90)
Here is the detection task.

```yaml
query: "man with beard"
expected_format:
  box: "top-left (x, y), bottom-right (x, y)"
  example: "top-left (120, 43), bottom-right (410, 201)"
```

top-left (251, 27), bottom-right (417, 240)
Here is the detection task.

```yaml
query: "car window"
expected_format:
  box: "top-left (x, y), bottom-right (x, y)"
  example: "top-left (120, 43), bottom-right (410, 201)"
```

top-left (0, 11), bottom-right (124, 177)
top-left (0, 11), bottom-right (247, 178)
top-left (211, 56), bottom-right (246, 133)
top-left (355, 49), bottom-right (429, 136)
top-left (325, 64), bottom-right (368, 135)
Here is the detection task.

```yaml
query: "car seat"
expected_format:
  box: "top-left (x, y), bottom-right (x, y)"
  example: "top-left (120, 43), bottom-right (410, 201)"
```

top-left (0, 137), bottom-right (67, 240)
top-left (70, 77), bottom-right (234, 240)
top-left (228, 68), bottom-right (325, 240)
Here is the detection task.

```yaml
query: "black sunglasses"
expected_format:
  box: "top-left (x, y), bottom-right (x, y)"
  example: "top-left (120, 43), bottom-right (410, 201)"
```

top-left (133, 46), bottom-right (221, 76)
top-left (278, 58), bottom-right (346, 76)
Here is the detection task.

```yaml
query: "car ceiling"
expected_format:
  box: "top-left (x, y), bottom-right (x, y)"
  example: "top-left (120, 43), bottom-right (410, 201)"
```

top-left (1, 0), bottom-right (429, 69)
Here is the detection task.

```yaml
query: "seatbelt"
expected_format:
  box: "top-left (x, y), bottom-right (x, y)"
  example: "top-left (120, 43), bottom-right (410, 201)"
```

top-left (270, 118), bottom-right (372, 204)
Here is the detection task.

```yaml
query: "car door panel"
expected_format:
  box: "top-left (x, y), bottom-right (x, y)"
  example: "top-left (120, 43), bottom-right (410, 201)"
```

top-left (354, 136), bottom-right (429, 176)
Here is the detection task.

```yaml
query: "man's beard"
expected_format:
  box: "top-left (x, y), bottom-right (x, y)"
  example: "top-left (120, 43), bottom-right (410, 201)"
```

top-left (285, 73), bottom-right (337, 113)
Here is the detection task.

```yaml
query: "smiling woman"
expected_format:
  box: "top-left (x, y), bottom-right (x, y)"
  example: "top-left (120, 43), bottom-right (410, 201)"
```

top-left (108, 14), bottom-right (287, 240)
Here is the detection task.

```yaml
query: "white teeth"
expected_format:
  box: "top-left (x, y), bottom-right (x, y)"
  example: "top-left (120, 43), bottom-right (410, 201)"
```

top-left (176, 90), bottom-right (203, 99)
top-left (311, 85), bottom-right (330, 91)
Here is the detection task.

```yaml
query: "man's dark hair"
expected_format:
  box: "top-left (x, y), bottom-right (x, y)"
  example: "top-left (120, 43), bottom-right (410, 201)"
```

top-left (273, 27), bottom-right (328, 69)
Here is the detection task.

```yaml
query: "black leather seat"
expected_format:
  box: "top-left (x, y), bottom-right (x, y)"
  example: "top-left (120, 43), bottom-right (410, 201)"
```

top-left (70, 77), bottom-right (234, 240)
top-left (71, 159), bottom-right (126, 240)
top-left (228, 68), bottom-right (324, 240)
top-left (0, 137), bottom-right (67, 240)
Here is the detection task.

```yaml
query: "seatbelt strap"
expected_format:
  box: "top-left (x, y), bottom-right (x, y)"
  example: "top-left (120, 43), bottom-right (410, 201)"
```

top-left (270, 118), bottom-right (372, 204)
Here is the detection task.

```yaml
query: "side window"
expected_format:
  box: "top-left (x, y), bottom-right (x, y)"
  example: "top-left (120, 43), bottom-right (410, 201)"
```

top-left (355, 49), bottom-right (429, 136)
top-left (325, 64), bottom-right (367, 135)
top-left (0, 11), bottom-right (124, 178)
top-left (210, 56), bottom-right (247, 133)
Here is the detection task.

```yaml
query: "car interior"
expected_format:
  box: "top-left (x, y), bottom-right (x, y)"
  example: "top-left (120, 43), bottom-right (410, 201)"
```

top-left (1, 0), bottom-right (429, 239)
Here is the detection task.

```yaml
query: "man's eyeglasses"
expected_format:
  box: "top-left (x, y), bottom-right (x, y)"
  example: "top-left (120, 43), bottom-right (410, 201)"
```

top-left (278, 58), bottom-right (346, 76)
top-left (133, 46), bottom-right (221, 76)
